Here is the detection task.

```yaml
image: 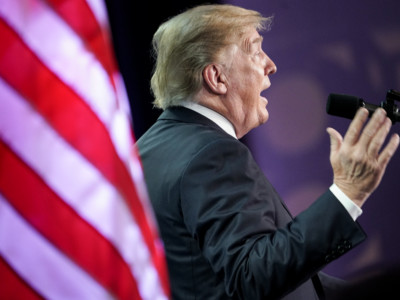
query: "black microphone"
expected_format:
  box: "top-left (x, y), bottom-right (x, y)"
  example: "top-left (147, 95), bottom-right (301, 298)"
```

top-left (326, 90), bottom-right (400, 124)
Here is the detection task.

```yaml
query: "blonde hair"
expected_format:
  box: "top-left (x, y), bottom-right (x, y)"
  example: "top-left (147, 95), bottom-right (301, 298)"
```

top-left (151, 4), bottom-right (272, 109)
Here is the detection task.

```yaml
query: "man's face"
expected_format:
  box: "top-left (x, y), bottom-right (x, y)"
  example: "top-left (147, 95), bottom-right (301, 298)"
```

top-left (221, 27), bottom-right (277, 138)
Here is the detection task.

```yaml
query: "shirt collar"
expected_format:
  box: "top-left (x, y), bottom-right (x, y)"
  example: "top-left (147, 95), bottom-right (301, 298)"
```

top-left (180, 101), bottom-right (238, 139)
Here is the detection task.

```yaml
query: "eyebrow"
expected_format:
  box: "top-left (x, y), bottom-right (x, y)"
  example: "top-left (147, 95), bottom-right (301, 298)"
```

top-left (252, 36), bottom-right (264, 44)
top-left (243, 36), bottom-right (263, 53)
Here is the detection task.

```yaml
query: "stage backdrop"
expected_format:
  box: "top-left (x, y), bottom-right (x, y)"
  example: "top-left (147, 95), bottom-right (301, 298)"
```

top-left (225, 0), bottom-right (400, 279)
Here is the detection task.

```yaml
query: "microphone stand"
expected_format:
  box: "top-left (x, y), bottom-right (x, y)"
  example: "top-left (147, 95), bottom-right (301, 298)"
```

top-left (382, 89), bottom-right (400, 124)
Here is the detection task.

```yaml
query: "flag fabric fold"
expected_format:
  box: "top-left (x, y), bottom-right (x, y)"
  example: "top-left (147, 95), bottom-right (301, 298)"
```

top-left (0, 0), bottom-right (169, 299)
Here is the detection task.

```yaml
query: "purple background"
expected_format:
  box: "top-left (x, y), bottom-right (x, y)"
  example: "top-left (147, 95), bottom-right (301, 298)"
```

top-left (225, 0), bottom-right (400, 279)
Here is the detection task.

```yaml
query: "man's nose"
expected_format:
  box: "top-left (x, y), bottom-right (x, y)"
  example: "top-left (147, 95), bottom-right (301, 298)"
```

top-left (265, 55), bottom-right (277, 76)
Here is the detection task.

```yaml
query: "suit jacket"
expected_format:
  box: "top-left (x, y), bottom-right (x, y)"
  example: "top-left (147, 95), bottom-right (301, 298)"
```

top-left (136, 106), bottom-right (366, 299)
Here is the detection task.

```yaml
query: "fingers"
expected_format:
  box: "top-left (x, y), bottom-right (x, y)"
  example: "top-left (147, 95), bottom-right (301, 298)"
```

top-left (326, 127), bottom-right (343, 153)
top-left (344, 108), bottom-right (391, 157)
top-left (378, 133), bottom-right (400, 168)
top-left (343, 108), bottom-right (369, 145)
top-left (367, 117), bottom-right (391, 157)
top-left (358, 108), bottom-right (388, 150)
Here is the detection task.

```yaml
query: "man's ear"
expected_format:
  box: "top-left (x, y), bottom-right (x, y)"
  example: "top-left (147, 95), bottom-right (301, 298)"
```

top-left (203, 64), bottom-right (227, 95)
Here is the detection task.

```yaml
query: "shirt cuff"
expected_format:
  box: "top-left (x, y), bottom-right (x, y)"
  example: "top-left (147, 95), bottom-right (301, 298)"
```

top-left (329, 184), bottom-right (363, 221)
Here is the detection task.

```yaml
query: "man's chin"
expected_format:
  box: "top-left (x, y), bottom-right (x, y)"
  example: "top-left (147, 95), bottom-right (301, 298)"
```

top-left (262, 114), bottom-right (269, 124)
top-left (259, 110), bottom-right (269, 125)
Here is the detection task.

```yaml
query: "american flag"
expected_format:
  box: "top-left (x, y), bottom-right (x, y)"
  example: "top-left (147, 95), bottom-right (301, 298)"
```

top-left (0, 0), bottom-right (169, 299)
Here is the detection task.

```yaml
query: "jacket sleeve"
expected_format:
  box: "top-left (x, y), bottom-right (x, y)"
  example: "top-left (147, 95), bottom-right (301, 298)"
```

top-left (180, 137), bottom-right (366, 299)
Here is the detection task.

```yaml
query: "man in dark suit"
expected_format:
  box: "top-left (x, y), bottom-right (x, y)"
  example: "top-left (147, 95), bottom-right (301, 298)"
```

top-left (136, 4), bottom-right (399, 299)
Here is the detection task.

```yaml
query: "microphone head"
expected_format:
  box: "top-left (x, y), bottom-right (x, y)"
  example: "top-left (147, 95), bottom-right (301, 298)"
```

top-left (326, 93), bottom-right (363, 120)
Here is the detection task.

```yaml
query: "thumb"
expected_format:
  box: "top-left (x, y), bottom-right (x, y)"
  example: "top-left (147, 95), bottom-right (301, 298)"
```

top-left (326, 127), bottom-right (343, 153)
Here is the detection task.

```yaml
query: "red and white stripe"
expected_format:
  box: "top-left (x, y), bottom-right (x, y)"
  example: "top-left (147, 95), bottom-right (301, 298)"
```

top-left (0, 0), bottom-right (170, 299)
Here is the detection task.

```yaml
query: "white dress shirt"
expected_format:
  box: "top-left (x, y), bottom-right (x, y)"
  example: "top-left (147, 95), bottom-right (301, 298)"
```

top-left (181, 101), bottom-right (362, 221)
